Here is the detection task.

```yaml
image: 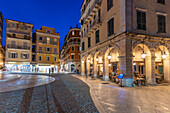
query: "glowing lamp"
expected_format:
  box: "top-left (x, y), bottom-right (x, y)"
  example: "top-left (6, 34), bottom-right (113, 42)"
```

top-left (88, 59), bottom-right (90, 63)
top-left (141, 51), bottom-right (146, 59)
top-left (82, 61), bottom-right (84, 63)
top-left (96, 57), bottom-right (99, 62)
top-left (162, 52), bottom-right (167, 59)
top-left (108, 54), bottom-right (111, 60)
top-left (108, 63), bottom-right (111, 66)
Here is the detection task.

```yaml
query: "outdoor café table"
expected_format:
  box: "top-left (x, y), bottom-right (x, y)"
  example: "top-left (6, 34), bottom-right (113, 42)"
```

top-left (136, 77), bottom-right (146, 85)
top-left (156, 76), bottom-right (162, 83)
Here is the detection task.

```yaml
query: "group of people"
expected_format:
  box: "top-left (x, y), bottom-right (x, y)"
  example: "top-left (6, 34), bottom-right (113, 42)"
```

top-left (133, 72), bottom-right (146, 85)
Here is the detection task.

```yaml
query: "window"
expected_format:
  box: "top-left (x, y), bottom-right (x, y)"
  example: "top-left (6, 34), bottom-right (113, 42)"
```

top-left (79, 55), bottom-right (81, 59)
top-left (107, 0), bottom-right (113, 11)
top-left (39, 37), bottom-right (43, 42)
top-left (54, 48), bottom-right (57, 54)
top-left (95, 30), bottom-right (100, 44)
top-left (45, 29), bottom-right (52, 34)
top-left (46, 56), bottom-right (50, 61)
top-left (54, 57), bottom-right (57, 61)
top-left (157, 0), bottom-right (165, 4)
top-left (71, 55), bottom-right (74, 59)
top-left (158, 15), bottom-right (166, 33)
top-left (24, 25), bottom-right (27, 30)
top-left (79, 47), bottom-right (81, 51)
top-left (23, 42), bottom-right (27, 47)
top-left (88, 37), bottom-right (91, 48)
top-left (137, 11), bottom-right (146, 30)
top-left (21, 53), bottom-right (29, 59)
top-left (45, 47), bottom-right (51, 52)
top-left (72, 31), bottom-right (75, 35)
top-left (82, 42), bottom-right (85, 51)
top-left (107, 18), bottom-right (114, 36)
top-left (11, 41), bottom-right (16, 47)
top-left (8, 53), bottom-right (18, 58)
top-left (39, 47), bottom-right (42, 53)
top-left (39, 56), bottom-right (42, 61)
top-left (71, 47), bottom-right (75, 51)
top-left (47, 37), bottom-right (51, 44)
top-left (12, 23), bottom-right (16, 28)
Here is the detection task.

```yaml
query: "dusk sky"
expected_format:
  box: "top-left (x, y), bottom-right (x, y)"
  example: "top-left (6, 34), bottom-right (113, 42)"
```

top-left (0, 0), bottom-right (83, 50)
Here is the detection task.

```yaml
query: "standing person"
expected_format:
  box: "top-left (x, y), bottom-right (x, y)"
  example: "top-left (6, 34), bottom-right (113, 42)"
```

top-left (49, 68), bottom-right (51, 75)
top-left (52, 67), bottom-right (54, 74)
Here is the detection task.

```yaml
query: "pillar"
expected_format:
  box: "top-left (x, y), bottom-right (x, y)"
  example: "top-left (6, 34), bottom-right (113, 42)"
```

top-left (81, 60), bottom-right (85, 75)
top-left (146, 51), bottom-right (157, 85)
top-left (119, 38), bottom-right (133, 87)
top-left (86, 59), bottom-right (90, 76)
top-left (93, 56), bottom-right (98, 78)
top-left (164, 56), bottom-right (170, 82)
top-left (103, 54), bottom-right (109, 81)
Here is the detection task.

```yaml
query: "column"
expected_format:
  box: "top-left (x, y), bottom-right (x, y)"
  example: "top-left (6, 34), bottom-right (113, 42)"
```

top-left (93, 56), bottom-right (98, 78)
top-left (103, 54), bottom-right (109, 81)
top-left (145, 51), bottom-right (157, 85)
top-left (86, 59), bottom-right (90, 76)
top-left (81, 60), bottom-right (85, 76)
top-left (164, 56), bottom-right (170, 82)
top-left (119, 38), bottom-right (133, 87)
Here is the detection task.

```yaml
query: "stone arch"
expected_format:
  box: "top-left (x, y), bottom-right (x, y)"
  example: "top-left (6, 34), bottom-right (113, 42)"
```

top-left (133, 43), bottom-right (154, 84)
top-left (155, 45), bottom-right (170, 83)
top-left (103, 46), bottom-right (120, 80)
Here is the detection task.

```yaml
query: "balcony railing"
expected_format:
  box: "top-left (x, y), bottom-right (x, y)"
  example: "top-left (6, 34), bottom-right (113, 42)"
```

top-left (66, 59), bottom-right (80, 63)
top-left (7, 45), bottom-right (30, 50)
top-left (7, 34), bottom-right (32, 40)
top-left (83, 17), bottom-right (101, 38)
top-left (83, 0), bottom-right (102, 24)
top-left (39, 40), bottom-right (58, 45)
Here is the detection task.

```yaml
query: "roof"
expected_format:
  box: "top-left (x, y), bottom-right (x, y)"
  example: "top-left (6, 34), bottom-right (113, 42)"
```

top-left (5, 19), bottom-right (33, 25)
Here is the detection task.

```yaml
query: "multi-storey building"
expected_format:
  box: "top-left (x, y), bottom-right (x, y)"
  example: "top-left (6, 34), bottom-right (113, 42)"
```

top-left (0, 12), bottom-right (5, 70)
top-left (32, 26), bottom-right (60, 73)
top-left (5, 19), bottom-right (33, 72)
top-left (60, 25), bottom-right (81, 73)
top-left (80, 0), bottom-right (170, 86)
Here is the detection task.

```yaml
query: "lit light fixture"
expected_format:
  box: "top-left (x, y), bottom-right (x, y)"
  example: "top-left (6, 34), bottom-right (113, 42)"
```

top-left (162, 52), bottom-right (167, 59)
top-left (108, 63), bottom-right (111, 66)
top-left (108, 53), bottom-right (111, 60)
top-left (96, 57), bottom-right (99, 62)
top-left (88, 58), bottom-right (90, 63)
top-left (82, 60), bottom-right (84, 63)
top-left (141, 51), bottom-right (146, 59)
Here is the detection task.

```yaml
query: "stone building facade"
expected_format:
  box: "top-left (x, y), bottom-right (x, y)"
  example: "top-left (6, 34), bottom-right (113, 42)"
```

top-left (5, 19), bottom-right (33, 72)
top-left (80, 0), bottom-right (170, 86)
top-left (32, 26), bottom-right (60, 73)
top-left (0, 12), bottom-right (5, 70)
top-left (60, 25), bottom-right (81, 73)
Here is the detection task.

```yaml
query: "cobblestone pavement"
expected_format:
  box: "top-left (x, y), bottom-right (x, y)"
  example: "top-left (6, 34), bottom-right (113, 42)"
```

top-left (0, 73), bottom-right (99, 113)
top-left (75, 75), bottom-right (170, 113)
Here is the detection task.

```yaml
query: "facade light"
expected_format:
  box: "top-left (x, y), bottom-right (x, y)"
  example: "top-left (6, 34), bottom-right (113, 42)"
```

top-left (108, 53), bottom-right (111, 60)
top-left (141, 51), bottom-right (146, 59)
top-left (108, 63), bottom-right (111, 66)
top-left (82, 60), bottom-right (84, 63)
top-left (88, 58), bottom-right (90, 63)
top-left (96, 57), bottom-right (99, 62)
top-left (162, 52), bottom-right (167, 59)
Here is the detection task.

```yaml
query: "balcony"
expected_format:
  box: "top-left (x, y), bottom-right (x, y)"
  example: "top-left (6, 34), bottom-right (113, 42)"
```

top-left (7, 34), bottom-right (32, 40)
top-left (83, 0), bottom-right (102, 24)
top-left (66, 59), bottom-right (80, 63)
top-left (83, 17), bottom-right (101, 38)
top-left (39, 40), bottom-right (58, 45)
top-left (7, 45), bottom-right (30, 50)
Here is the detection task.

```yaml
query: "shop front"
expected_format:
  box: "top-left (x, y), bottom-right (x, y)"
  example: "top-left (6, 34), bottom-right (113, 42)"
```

top-left (5, 62), bottom-right (31, 72)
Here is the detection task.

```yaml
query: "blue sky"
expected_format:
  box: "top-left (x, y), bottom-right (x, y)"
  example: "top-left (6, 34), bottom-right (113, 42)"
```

top-left (0, 0), bottom-right (83, 50)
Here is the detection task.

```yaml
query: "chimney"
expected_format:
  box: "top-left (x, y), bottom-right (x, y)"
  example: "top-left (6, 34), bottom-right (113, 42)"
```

top-left (76, 24), bottom-right (78, 28)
